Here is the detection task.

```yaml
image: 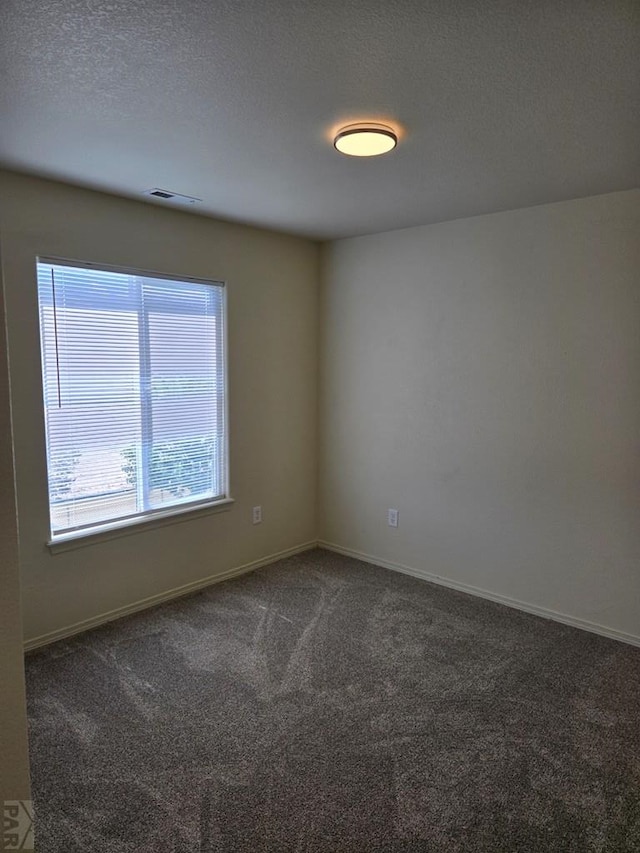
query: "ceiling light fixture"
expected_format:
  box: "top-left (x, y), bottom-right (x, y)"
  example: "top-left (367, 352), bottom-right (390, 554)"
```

top-left (333, 124), bottom-right (398, 157)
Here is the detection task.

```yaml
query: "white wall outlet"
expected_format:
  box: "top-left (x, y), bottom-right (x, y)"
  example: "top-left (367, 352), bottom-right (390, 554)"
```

top-left (387, 508), bottom-right (399, 528)
top-left (252, 505), bottom-right (262, 524)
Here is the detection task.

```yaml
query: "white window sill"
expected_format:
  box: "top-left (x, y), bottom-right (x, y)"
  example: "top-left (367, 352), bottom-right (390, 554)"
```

top-left (47, 497), bottom-right (235, 554)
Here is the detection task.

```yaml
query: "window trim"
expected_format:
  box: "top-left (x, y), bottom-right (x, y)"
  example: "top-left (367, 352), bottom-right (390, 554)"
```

top-left (47, 497), bottom-right (235, 553)
top-left (37, 256), bottom-right (231, 547)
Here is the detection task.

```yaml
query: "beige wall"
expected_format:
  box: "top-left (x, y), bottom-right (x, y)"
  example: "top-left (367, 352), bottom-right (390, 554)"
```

top-left (0, 243), bottom-right (32, 803)
top-left (3, 171), bottom-right (639, 654)
top-left (319, 190), bottom-right (640, 641)
top-left (0, 171), bottom-right (319, 643)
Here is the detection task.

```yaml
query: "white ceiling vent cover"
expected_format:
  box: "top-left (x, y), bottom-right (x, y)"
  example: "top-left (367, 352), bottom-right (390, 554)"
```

top-left (142, 188), bottom-right (202, 205)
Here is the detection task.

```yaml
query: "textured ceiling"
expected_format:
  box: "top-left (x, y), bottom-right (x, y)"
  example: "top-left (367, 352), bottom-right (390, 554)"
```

top-left (0, 0), bottom-right (638, 239)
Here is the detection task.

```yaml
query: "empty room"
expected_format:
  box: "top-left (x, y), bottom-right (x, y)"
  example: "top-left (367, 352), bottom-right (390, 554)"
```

top-left (1, 1), bottom-right (639, 851)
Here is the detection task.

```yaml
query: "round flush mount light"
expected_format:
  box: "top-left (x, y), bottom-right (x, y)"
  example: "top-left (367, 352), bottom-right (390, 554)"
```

top-left (333, 123), bottom-right (398, 157)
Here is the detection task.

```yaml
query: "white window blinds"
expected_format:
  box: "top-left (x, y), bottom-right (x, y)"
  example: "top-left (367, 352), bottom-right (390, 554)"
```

top-left (37, 260), bottom-right (227, 538)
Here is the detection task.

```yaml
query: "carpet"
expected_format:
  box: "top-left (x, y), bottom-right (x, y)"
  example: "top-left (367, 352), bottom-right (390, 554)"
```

top-left (25, 548), bottom-right (640, 851)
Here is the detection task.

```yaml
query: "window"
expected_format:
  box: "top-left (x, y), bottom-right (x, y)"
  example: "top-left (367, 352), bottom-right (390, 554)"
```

top-left (36, 259), bottom-right (228, 541)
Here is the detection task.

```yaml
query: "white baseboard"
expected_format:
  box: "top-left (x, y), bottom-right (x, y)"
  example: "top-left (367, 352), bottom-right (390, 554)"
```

top-left (24, 540), bottom-right (318, 652)
top-left (26, 539), bottom-right (640, 651)
top-left (318, 540), bottom-right (640, 649)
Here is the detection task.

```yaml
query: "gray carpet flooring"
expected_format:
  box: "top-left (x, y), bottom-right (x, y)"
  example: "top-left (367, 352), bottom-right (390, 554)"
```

top-left (25, 548), bottom-right (640, 852)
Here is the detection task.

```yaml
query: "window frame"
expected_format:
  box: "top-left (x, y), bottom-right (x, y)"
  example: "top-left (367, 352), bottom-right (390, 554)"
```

top-left (36, 256), bottom-right (232, 551)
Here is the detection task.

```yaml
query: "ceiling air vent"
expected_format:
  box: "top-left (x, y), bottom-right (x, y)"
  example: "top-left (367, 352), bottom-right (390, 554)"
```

top-left (142, 188), bottom-right (202, 206)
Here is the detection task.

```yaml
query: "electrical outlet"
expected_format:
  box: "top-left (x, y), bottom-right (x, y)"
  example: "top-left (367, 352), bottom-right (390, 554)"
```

top-left (387, 508), bottom-right (399, 528)
top-left (252, 505), bottom-right (262, 524)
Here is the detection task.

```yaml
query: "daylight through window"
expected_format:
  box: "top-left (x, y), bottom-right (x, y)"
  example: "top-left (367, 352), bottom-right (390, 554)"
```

top-left (37, 260), bottom-right (227, 539)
